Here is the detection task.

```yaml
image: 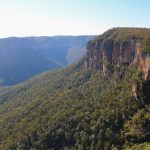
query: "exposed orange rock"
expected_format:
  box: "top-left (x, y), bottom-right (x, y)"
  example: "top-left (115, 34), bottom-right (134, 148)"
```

top-left (85, 38), bottom-right (150, 81)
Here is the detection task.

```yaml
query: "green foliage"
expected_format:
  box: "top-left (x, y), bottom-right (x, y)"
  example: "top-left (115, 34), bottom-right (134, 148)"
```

top-left (141, 37), bottom-right (150, 55)
top-left (0, 63), bottom-right (149, 149)
top-left (124, 105), bottom-right (150, 144)
top-left (93, 27), bottom-right (150, 42)
top-left (125, 142), bottom-right (150, 150)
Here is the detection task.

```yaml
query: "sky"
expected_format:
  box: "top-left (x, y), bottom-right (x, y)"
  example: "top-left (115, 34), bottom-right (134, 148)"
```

top-left (0, 0), bottom-right (149, 37)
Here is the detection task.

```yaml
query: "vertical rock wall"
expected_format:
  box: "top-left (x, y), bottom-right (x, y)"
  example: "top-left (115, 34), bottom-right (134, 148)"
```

top-left (85, 38), bottom-right (150, 80)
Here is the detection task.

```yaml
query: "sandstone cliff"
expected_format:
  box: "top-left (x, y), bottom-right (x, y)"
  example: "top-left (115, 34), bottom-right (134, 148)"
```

top-left (84, 28), bottom-right (150, 80)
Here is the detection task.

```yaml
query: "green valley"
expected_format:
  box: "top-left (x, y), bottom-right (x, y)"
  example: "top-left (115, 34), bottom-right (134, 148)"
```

top-left (0, 28), bottom-right (150, 150)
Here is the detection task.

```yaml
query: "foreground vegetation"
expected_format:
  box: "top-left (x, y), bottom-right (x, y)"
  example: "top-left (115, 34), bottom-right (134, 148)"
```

top-left (0, 62), bottom-right (149, 150)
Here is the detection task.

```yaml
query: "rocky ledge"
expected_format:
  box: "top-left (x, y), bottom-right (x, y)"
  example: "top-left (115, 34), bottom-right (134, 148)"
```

top-left (84, 28), bottom-right (150, 80)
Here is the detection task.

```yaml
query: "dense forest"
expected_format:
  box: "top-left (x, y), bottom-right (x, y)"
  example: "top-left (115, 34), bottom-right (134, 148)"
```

top-left (0, 28), bottom-right (150, 150)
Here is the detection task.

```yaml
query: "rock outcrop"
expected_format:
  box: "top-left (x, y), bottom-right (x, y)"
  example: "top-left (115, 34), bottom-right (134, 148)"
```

top-left (84, 28), bottom-right (150, 80)
top-left (84, 28), bottom-right (150, 101)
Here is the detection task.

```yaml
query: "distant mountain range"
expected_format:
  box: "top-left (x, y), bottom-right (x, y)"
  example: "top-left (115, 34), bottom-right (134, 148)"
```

top-left (0, 36), bottom-right (94, 85)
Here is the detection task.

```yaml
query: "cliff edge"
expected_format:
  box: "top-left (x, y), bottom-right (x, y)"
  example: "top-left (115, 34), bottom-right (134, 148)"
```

top-left (84, 28), bottom-right (150, 80)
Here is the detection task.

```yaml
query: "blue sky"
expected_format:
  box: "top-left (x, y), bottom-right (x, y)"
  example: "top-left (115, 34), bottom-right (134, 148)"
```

top-left (0, 0), bottom-right (149, 37)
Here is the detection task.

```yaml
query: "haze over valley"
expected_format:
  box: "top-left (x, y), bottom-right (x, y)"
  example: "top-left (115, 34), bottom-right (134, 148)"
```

top-left (0, 36), bottom-right (94, 85)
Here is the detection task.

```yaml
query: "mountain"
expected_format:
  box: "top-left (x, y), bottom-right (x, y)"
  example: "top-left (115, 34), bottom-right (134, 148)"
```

top-left (0, 28), bottom-right (150, 150)
top-left (85, 28), bottom-right (150, 77)
top-left (0, 36), bottom-right (94, 85)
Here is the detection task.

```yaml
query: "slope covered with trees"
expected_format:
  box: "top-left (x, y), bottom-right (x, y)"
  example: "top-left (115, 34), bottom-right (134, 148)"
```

top-left (0, 28), bottom-right (150, 150)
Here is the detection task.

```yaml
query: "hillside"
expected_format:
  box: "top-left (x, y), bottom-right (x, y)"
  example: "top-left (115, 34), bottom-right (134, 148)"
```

top-left (0, 36), bottom-right (94, 85)
top-left (0, 28), bottom-right (150, 150)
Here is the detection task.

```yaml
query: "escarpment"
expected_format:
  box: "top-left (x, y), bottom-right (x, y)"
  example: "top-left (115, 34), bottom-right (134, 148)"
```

top-left (85, 38), bottom-right (137, 76)
top-left (84, 28), bottom-right (150, 102)
top-left (84, 28), bottom-right (150, 80)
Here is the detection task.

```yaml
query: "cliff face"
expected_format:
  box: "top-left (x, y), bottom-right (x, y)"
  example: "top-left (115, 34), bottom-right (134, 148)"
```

top-left (84, 28), bottom-right (150, 80)
top-left (84, 28), bottom-right (150, 102)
